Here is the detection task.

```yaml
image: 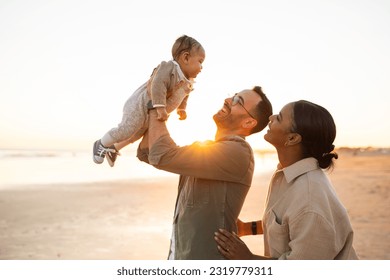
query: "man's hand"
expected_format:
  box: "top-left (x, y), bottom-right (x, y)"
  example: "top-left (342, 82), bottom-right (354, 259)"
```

top-left (156, 107), bottom-right (168, 121)
top-left (147, 109), bottom-right (170, 165)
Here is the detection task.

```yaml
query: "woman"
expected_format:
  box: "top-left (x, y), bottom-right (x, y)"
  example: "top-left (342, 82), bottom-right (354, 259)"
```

top-left (214, 100), bottom-right (358, 260)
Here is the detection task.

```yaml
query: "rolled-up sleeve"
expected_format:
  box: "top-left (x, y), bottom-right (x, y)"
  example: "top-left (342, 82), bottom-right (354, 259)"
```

top-left (148, 134), bottom-right (254, 185)
top-left (136, 146), bottom-right (150, 164)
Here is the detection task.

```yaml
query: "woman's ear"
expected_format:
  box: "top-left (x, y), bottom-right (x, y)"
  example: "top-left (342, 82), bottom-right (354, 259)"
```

top-left (285, 133), bottom-right (302, 146)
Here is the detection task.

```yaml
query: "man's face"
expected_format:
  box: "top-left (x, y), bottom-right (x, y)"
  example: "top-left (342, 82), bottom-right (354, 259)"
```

top-left (213, 89), bottom-right (260, 130)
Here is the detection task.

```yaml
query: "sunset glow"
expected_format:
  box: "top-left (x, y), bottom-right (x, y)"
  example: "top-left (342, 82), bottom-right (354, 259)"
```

top-left (1, 0), bottom-right (389, 151)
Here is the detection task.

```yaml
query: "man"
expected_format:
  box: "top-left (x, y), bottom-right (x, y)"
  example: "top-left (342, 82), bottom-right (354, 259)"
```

top-left (137, 86), bottom-right (272, 259)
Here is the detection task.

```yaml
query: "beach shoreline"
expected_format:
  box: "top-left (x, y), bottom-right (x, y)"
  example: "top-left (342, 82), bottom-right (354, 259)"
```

top-left (0, 150), bottom-right (389, 260)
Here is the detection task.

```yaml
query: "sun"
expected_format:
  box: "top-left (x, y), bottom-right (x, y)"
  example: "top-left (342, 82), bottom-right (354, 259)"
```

top-left (166, 114), bottom-right (216, 146)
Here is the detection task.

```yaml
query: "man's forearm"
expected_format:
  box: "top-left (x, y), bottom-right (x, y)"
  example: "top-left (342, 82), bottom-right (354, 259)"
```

top-left (136, 131), bottom-right (149, 163)
top-left (147, 110), bottom-right (170, 165)
top-left (148, 110), bottom-right (169, 146)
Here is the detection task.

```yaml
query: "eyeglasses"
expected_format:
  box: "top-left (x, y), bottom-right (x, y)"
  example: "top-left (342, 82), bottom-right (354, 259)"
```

top-left (231, 94), bottom-right (256, 119)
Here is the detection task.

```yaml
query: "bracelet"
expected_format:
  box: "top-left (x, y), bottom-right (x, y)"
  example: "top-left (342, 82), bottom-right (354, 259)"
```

top-left (251, 221), bottom-right (257, 235)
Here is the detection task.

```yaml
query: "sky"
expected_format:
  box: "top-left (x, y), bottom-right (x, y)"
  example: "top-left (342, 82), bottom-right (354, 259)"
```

top-left (0, 0), bottom-right (389, 151)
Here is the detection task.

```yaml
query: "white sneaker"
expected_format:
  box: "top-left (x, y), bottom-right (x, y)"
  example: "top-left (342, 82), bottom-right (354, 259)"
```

top-left (93, 140), bottom-right (110, 164)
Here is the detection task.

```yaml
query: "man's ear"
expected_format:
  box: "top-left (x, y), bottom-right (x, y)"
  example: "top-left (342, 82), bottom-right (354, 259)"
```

top-left (243, 118), bottom-right (257, 129)
top-left (285, 133), bottom-right (302, 146)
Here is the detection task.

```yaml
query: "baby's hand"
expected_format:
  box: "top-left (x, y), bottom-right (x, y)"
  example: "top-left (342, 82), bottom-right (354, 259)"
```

top-left (156, 107), bottom-right (168, 121)
top-left (177, 110), bottom-right (187, 120)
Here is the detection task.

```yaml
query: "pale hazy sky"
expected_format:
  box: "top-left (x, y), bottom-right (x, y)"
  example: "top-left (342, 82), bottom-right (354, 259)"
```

top-left (1, 0), bottom-right (389, 151)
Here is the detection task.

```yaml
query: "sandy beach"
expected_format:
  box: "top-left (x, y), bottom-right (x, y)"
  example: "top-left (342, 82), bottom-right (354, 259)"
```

top-left (0, 149), bottom-right (389, 260)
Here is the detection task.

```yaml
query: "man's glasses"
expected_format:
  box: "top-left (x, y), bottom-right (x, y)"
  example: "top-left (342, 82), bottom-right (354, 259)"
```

top-left (231, 94), bottom-right (256, 119)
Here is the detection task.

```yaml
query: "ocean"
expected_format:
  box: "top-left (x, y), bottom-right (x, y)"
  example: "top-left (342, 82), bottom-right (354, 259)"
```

top-left (0, 148), bottom-right (278, 189)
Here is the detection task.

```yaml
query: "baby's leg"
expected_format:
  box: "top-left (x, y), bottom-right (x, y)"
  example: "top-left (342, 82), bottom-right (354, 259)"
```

top-left (102, 113), bottom-right (144, 146)
top-left (101, 82), bottom-right (149, 148)
top-left (113, 125), bottom-right (146, 151)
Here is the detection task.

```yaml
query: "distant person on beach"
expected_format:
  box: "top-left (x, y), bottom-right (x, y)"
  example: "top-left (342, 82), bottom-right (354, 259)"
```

top-left (214, 100), bottom-right (358, 260)
top-left (93, 35), bottom-right (205, 167)
top-left (137, 86), bottom-right (273, 259)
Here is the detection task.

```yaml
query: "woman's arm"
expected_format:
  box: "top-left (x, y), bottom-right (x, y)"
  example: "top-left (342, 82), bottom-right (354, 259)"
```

top-left (237, 219), bottom-right (263, 237)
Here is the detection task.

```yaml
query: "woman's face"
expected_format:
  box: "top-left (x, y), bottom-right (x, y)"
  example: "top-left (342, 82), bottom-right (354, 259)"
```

top-left (264, 102), bottom-right (295, 148)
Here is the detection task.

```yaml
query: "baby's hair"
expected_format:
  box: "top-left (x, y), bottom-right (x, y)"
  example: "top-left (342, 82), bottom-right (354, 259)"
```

top-left (172, 35), bottom-right (203, 61)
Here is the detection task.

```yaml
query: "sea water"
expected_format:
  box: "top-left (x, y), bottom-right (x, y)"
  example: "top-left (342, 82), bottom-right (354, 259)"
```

top-left (0, 148), bottom-right (278, 189)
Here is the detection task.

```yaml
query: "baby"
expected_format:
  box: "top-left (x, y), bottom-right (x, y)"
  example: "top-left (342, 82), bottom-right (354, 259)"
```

top-left (93, 35), bottom-right (206, 167)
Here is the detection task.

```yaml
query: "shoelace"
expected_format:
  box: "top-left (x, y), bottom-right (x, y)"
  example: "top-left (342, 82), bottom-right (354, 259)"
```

top-left (97, 145), bottom-right (116, 157)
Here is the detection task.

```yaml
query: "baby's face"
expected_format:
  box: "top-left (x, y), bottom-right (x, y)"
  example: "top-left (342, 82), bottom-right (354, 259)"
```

top-left (182, 48), bottom-right (205, 79)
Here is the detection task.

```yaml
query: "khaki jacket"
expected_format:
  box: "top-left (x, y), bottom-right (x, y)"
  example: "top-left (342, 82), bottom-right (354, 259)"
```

top-left (138, 134), bottom-right (254, 259)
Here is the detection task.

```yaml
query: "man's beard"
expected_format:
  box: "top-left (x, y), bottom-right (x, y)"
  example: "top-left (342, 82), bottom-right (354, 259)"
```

top-left (213, 112), bottom-right (235, 130)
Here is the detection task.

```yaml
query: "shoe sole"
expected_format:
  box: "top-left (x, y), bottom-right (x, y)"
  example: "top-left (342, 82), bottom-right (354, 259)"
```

top-left (106, 153), bottom-right (115, 167)
top-left (93, 155), bottom-right (104, 164)
top-left (106, 148), bottom-right (120, 167)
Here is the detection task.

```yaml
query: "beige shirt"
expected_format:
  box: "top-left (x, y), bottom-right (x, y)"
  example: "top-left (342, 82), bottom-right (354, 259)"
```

top-left (263, 157), bottom-right (358, 259)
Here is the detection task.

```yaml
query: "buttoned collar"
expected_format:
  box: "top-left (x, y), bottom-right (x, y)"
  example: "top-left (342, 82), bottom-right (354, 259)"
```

top-left (278, 157), bottom-right (319, 183)
top-left (172, 60), bottom-right (194, 85)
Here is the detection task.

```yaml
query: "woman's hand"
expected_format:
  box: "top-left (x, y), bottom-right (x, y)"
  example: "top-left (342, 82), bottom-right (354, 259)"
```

top-left (214, 229), bottom-right (254, 260)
